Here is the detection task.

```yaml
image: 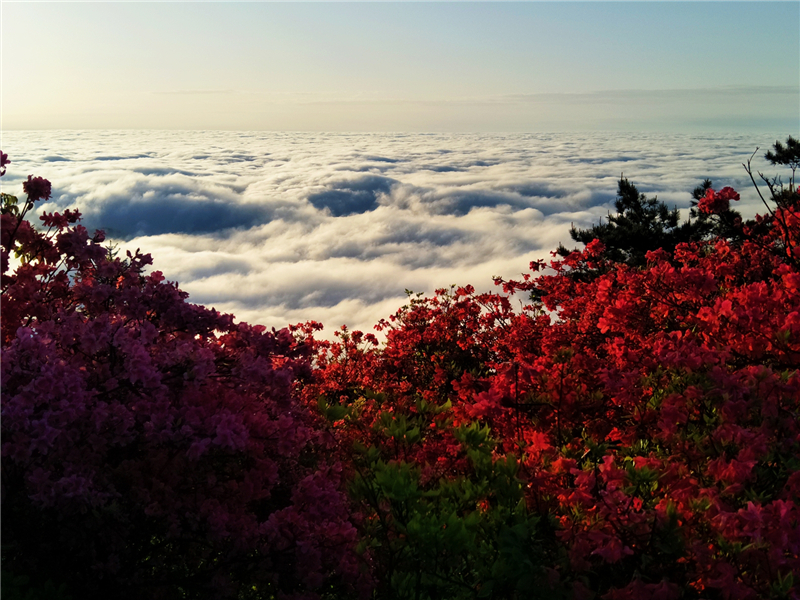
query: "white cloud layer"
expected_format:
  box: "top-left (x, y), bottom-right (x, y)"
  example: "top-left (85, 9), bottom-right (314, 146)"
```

top-left (1, 130), bottom-right (790, 338)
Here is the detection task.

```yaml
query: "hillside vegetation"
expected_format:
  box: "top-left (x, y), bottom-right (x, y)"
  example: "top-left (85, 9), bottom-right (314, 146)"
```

top-left (2, 139), bottom-right (799, 600)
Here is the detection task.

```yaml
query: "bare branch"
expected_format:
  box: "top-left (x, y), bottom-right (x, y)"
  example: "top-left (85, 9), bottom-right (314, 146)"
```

top-left (743, 148), bottom-right (775, 216)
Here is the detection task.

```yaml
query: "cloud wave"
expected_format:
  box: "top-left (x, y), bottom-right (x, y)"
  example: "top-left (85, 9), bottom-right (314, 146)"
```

top-left (2, 130), bottom-right (787, 338)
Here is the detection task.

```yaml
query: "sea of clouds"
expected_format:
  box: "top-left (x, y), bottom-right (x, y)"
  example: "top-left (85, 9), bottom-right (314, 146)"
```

top-left (1, 130), bottom-right (788, 338)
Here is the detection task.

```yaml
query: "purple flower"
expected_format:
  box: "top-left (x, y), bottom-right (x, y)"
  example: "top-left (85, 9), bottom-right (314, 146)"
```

top-left (23, 175), bottom-right (52, 202)
top-left (0, 151), bottom-right (9, 176)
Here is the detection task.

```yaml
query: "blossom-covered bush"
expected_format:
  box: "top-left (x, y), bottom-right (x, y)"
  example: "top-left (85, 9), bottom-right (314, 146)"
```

top-left (302, 143), bottom-right (800, 599)
top-left (3, 138), bottom-right (799, 600)
top-left (1, 157), bottom-right (367, 599)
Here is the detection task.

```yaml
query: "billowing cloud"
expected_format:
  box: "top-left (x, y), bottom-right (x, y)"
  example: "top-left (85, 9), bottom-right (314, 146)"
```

top-left (2, 130), bottom-right (786, 338)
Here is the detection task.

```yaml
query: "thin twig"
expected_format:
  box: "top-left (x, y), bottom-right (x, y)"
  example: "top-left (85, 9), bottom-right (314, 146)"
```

top-left (743, 148), bottom-right (774, 217)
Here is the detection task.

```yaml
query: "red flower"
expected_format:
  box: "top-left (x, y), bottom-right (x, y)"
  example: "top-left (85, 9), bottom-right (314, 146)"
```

top-left (585, 238), bottom-right (606, 257)
top-left (717, 186), bottom-right (740, 202)
top-left (698, 186), bottom-right (740, 215)
top-left (22, 175), bottom-right (52, 202)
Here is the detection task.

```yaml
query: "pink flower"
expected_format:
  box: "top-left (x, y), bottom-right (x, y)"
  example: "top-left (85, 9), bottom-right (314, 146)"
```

top-left (588, 530), bottom-right (633, 563)
top-left (23, 175), bottom-right (52, 202)
top-left (0, 151), bottom-right (9, 176)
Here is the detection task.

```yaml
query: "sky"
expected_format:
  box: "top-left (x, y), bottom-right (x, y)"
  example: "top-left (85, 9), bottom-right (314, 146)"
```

top-left (2, 2), bottom-right (799, 132)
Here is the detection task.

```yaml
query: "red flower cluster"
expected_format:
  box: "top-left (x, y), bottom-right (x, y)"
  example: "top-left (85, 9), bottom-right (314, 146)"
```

top-left (697, 186), bottom-right (740, 215)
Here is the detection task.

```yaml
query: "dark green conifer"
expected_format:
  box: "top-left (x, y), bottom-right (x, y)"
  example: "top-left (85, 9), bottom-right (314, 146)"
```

top-left (563, 176), bottom-right (694, 268)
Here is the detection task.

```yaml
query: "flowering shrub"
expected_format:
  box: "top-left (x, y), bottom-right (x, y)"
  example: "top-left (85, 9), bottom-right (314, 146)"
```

top-left (302, 145), bottom-right (800, 599)
top-left (3, 139), bottom-right (799, 600)
top-left (1, 159), bottom-right (367, 599)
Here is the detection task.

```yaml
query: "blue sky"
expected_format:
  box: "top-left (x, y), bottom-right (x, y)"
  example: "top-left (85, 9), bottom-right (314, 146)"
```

top-left (2, 2), bottom-right (798, 131)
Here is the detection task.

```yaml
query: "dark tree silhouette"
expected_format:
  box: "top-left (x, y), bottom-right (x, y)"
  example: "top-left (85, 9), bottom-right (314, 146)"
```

top-left (765, 135), bottom-right (800, 175)
top-left (744, 135), bottom-right (800, 267)
top-left (560, 136), bottom-right (798, 275)
top-left (561, 177), bottom-right (696, 268)
top-left (687, 178), bottom-right (744, 242)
